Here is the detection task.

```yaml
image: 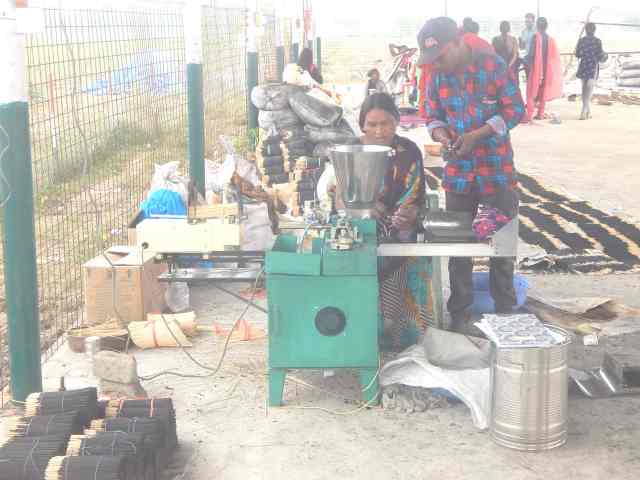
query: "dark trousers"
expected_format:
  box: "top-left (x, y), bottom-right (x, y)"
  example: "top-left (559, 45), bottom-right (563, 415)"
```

top-left (446, 188), bottom-right (519, 319)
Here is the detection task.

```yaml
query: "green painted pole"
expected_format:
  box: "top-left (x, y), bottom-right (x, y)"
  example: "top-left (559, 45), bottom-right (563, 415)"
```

top-left (315, 36), bottom-right (322, 76)
top-left (292, 42), bottom-right (299, 63)
top-left (185, 3), bottom-right (205, 196)
top-left (186, 64), bottom-right (205, 196)
top-left (1, 0), bottom-right (43, 402)
top-left (247, 6), bottom-right (259, 131)
top-left (276, 47), bottom-right (285, 82)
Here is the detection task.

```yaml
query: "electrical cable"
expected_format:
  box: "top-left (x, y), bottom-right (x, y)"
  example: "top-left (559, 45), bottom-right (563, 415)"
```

top-left (138, 268), bottom-right (265, 381)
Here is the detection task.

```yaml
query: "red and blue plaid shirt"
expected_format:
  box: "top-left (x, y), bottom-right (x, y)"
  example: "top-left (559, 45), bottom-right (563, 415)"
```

top-left (425, 49), bottom-right (525, 195)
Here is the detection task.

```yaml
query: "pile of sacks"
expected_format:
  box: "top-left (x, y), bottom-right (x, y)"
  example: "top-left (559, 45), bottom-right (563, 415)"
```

top-left (617, 57), bottom-right (640, 88)
top-left (251, 83), bottom-right (358, 216)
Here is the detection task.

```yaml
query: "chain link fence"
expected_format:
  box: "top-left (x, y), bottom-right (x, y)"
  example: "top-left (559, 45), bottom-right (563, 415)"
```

top-left (203, 7), bottom-right (248, 160)
top-left (258, 13), bottom-right (279, 85)
top-left (2, 7), bottom-right (188, 398)
top-left (0, 6), bottom-right (300, 400)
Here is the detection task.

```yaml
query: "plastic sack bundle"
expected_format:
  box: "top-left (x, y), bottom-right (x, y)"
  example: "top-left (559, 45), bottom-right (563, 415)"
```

top-left (206, 136), bottom-right (260, 202)
top-left (241, 202), bottom-right (276, 252)
top-left (251, 83), bottom-right (303, 111)
top-left (305, 124), bottom-right (357, 144)
top-left (148, 161), bottom-right (189, 206)
top-left (289, 90), bottom-right (343, 127)
top-left (283, 63), bottom-right (317, 87)
top-left (140, 189), bottom-right (186, 218)
top-left (258, 109), bottom-right (302, 131)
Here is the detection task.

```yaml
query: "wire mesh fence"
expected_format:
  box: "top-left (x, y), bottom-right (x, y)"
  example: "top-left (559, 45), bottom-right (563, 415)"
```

top-left (202, 7), bottom-right (248, 160)
top-left (0, 7), bottom-right (188, 397)
top-left (258, 14), bottom-right (278, 85)
top-left (282, 17), bottom-right (294, 65)
top-left (0, 5), bottom-right (296, 398)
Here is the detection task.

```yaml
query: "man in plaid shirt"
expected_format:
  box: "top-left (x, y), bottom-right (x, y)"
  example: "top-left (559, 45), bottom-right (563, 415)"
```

top-left (418, 17), bottom-right (525, 332)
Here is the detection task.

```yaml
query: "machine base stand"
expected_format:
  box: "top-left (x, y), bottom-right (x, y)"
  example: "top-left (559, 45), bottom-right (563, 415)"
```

top-left (268, 367), bottom-right (380, 407)
top-left (268, 368), bottom-right (287, 407)
top-left (359, 368), bottom-right (380, 406)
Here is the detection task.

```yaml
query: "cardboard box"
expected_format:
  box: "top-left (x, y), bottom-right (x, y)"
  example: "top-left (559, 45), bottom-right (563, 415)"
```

top-left (83, 246), bottom-right (167, 326)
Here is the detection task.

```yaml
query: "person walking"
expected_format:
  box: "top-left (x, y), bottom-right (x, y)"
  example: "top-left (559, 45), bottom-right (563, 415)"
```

top-left (417, 16), bottom-right (525, 332)
top-left (492, 21), bottom-right (519, 77)
top-left (575, 22), bottom-right (604, 120)
top-left (524, 17), bottom-right (563, 120)
top-left (519, 12), bottom-right (536, 57)
top-left (364, 68), bottom-right (388, 97)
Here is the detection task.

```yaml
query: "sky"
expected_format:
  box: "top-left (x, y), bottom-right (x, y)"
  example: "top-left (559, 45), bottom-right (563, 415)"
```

top-left (25, 0), bottom-right (639, 18)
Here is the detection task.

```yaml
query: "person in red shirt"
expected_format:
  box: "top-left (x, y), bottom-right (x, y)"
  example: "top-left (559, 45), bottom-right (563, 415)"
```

top-left (418, 17), bottom-right (525, 332)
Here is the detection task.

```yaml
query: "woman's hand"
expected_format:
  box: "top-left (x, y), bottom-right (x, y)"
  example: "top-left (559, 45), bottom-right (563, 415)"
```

top-left (391, 203), bottom-right (419, 231)
top-left (371, 201), bottom-right (389, 221)
top-left (431, 127), bottom-right (451, 147)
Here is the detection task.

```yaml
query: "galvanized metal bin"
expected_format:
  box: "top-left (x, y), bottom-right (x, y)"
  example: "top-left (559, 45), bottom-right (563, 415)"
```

top-left (490, 325), bottom-right (571, 451)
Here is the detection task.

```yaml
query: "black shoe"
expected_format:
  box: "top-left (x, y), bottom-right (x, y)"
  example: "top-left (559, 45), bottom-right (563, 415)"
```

top-left (448, 311), bottom-right (471, 333)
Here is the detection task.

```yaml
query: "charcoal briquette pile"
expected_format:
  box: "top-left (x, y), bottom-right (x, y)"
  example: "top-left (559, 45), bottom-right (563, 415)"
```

top-left (7, 411), bottom-right (83, 439)
top-left (26, 388), bottom-right (98, 427)
top-left (1, 387), bottom-right (179, 480)
top-left (252, 82), bottom-right (358, 216)
top-left (45, 455), bottom-right (128, 480)
top-left (0, 435), bottom-right (68, 480)
top-left (104, 398), bottom-right (177, 449)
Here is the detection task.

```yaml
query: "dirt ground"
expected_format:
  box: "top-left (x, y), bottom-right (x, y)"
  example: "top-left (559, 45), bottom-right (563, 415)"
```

top-left (2, 99), bottom-right (640, 479)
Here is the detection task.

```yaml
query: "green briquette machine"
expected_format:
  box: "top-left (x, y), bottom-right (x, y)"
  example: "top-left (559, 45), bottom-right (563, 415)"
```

top-left (266, 145), bottom-right (390, 407)
top-left (264, 145), bottom-right (520, 407)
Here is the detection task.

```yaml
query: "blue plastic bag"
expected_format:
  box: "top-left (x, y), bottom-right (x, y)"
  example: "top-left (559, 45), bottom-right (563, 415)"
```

top-left (140, 188), bottom-right (186, 218)
top-left (470, 272), bottom-right (529, 314)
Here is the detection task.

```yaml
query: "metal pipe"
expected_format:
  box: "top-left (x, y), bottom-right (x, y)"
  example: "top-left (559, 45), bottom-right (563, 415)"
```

top-left (1, 0), bottom-right (43, 401)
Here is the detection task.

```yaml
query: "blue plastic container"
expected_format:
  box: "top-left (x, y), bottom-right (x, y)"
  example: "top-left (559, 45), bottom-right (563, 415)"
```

top-left (470, 272), bottom-right (529, 314)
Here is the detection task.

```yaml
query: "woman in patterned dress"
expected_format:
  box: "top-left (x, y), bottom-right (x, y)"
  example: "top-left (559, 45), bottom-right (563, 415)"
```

top-left (318, 93), bottom-right (432, 350)
top-left (575, 22), bottom-right (604, 120)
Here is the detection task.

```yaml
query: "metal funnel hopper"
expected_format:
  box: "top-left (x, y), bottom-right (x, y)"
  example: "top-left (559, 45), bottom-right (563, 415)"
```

top-left (329, 144), bottom-right (391, 218)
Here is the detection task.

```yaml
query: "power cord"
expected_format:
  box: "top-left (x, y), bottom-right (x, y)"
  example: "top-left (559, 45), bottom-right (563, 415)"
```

top-left (138, 268), bottom-right (265, 381)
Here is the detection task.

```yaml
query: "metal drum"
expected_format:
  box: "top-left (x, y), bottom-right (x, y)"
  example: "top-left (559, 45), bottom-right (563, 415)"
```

top-left (490, 325), bottom-right (571, 451)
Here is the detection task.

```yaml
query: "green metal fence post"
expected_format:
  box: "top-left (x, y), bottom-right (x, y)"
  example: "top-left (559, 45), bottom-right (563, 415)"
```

top-left (1, 0), bottom-right (43, 402)
top-left (247, 5), bottom-right (259, 131)
top-left (315, 36), bottom-right (322, 77)
top-left (275, 28), bottom-right (285, 82)
top-left (185, 2), bottom-right (205, 196)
